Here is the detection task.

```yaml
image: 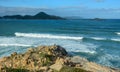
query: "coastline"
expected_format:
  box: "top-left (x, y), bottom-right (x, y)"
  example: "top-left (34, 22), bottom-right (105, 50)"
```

top-left (0, 45), bottom-right (119, 72)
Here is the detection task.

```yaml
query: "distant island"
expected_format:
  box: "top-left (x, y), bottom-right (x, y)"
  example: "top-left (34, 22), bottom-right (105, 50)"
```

top-left (0, 12), bottom-right (65, 20)
top-left (92, 18), bottom-right (104, 21)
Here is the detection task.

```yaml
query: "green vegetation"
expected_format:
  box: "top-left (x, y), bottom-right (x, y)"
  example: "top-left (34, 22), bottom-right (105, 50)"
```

top-left (39, 52), bottom-right (52, 66)
top-left (3, 67), bottom-right (29, 72)
top-left (59, 66), bottom-right (89, 72)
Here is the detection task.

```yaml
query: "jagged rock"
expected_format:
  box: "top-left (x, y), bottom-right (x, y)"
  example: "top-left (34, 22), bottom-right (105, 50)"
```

top-left (50, 64), bottom-right (63, 71)
top-left (11, 52), bottom-right (17, 57)
top-left (40, 66), bottom-right (49, 71)
top-left (49, 54), bottom-right (66, 71)
top-left (75, 64), bottom-right (83, 67)
top-left (37, 45), bottom-right (68, 57)
top-left (48, 69), bottom-right (53, 72)
top-left (0, 45), bottom-right (119, 72)
top-left (70, 56), bottom-right (88, 65)
top-left (27, 48), bottom-right (34, 53)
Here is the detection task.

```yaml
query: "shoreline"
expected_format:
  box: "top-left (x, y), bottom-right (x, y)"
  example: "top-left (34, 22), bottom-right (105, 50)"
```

top-left (0, 45), bottom-right (119, 72)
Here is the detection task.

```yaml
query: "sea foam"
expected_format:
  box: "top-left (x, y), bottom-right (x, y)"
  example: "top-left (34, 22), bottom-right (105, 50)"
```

top-left (90, 37), bottom-right (106, 40)
top-left (15, 32), bottom-right (83, 40)
top-left (116, 32), bottom-right (120, 35)
top-left (0, 44), bottom-right (32, 47)
top-left (97, 54), bottom-right (120, 68)
top-left (111, 38), bottom-right (120, 42)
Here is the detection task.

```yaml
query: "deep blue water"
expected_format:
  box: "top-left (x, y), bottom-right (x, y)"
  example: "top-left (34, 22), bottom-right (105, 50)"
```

top-left (0, 19), bottom-right (120, 68)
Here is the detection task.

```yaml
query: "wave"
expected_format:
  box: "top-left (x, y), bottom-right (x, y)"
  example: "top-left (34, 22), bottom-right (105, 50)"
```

top-left (74, 50), bottom-right (96, 54)
top-left (64, 43), bottom-right (97, 54)
top-left (0, 43), bottom-right (32, 47)
top-left (90, 37), bottom-right (120, 42)
top-left (15, 32), bottom-right (83, 40)
top-left (116, 32), bottom-right (120, 35)
top-left (0, 36), bottom-right (97, 54)
top-left (97, 54), bottom-right (120, 68)
top-left (111, 39), bottom-right (120, 42)
top-left (90, 37), bottom-right (106, 40)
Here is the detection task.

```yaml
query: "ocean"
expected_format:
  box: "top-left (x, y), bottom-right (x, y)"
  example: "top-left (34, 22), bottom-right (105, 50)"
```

top-left (0, 19), bottom-right (120, 68)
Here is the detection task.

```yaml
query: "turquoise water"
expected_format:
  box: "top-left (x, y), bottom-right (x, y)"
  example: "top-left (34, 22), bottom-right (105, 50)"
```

top-left (0, 19), bottom-right (120, 68)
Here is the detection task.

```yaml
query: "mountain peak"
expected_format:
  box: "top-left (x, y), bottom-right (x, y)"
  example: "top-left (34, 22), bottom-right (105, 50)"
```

top-left (35, 12), bottom-right (49, 16)
top-left (0, 12), bottom-right (65, 20)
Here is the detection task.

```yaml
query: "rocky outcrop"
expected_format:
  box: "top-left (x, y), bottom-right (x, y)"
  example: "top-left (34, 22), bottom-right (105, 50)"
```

top-left (0, 45), bottom-right (119, 72)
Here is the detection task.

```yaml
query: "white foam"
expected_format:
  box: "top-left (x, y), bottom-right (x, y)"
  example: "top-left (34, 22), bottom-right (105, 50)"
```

top-left (15, 32), bottom-right (83, 40)
top-left (97, 54), bottom-right (120, 67)
top-left (74, 50), bottom-right (96, 54)
top-left (111, 38), bottom-right (120, 42)
top-left (116, 32), bottom-right (120, 35)
top-left (0, 35), bottom-right (96, 56)
top-left (91, 37), bottom-right (120, 42)
top-left (64, 43), bottom-right (97, 54)
top-left (0, 44), bottom-right (31, 47)
top-left (91, 37), bottom-right (106, 40)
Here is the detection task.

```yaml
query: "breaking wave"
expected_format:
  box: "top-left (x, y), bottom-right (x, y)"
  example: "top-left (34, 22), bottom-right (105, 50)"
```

top-left (90, 37), bottom-right (106, 40)
top-left (15, 32), bottom-right (83, 40)
top-left (0, 43), bottom-right (32, 47)
top-left (116, 32), bottom-right (120, 35)
top-left (111, 39), bottom-right (120, 42)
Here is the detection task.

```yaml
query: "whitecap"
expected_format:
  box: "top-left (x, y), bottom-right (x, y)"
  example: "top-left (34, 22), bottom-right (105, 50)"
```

top-left (15, 32), bottom-right (83, 40)
top-left (97, 54), bottom-right (120, 68)
top-left (0, 43), bottom-right (32, 47)
top-left (116, 32), bottom-right (120, 35)
top-left (111, 38), bottom-right (120, 42)
top-left (90, 37), bottom-right (106, 40)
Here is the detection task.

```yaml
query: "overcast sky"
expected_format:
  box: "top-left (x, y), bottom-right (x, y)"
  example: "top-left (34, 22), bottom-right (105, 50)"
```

top-left (0, 0), bottom-right (120, 19)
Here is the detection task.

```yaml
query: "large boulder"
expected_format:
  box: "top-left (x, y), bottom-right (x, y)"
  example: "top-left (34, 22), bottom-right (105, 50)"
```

top-left (37, 45), bottom-right (68, 57)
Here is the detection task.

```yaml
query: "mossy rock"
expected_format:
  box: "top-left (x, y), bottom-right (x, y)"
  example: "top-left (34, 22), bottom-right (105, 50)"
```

top-left (39, 52), bottom-right (53, 66)
top-left (4, 68), bottom-right (29, 72)
top-left (59, 66), bottom-right (89, 72)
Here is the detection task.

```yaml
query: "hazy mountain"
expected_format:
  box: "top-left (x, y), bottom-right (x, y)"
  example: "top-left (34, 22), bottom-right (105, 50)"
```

top-left (0, 12), bottom-right (65, 20)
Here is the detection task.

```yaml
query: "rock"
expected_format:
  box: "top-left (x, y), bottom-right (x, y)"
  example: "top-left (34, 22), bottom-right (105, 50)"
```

top-left (11, 52), bottom-right (17, 57)
top-left (0, 65), bottom-right (4, 71)
top-left (40, 66), bottom-right (49, 71)
top-left (55, 57), bottom-right (65, 65)
top-left (84, 62), bottom-right (117, 72)
top-left (75, 64), bottom-right (83, 67)
top-left (70, 56), bottom-right (88, 65)
top-left (50, 57), bottom-right (65, 71)
top-left (53, 45), bottom-right (68, 56)
top-left (48, 69), bottom-right (53, 72)
top-left (0, 45), bottom-right (119, 72)
top-left (27, 48), bottom-right (34, 53)
top-left (50, 64), bottom-right (63, 71)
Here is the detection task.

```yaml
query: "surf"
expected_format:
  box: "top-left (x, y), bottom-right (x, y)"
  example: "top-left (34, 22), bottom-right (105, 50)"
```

top-left (90, 37), bottom-right (106, 40)
top-left (116, 32), bottom-right (120, 35)
top-left (15, 32), bottom-right (83, 40)
top-left (0, 43), bottom-right (32, 47)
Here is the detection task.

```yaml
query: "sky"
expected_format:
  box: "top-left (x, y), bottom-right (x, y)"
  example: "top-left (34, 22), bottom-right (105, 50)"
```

top-left (0, 0), bottom-right (120, 19)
